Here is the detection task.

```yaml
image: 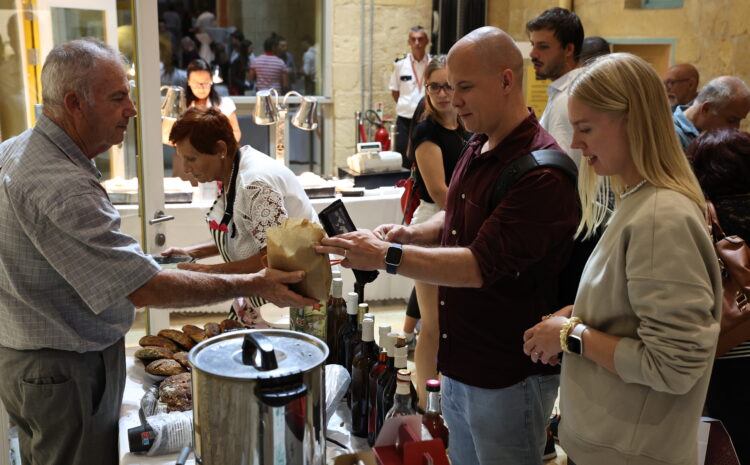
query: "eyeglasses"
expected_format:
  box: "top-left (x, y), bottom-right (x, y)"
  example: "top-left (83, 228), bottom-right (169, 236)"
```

top-left (189, 81), bottom-right (213, 89)
top-left (663, 78), bottom-right (690, 88)
top-left (426, 82), bottom-right (454, 94)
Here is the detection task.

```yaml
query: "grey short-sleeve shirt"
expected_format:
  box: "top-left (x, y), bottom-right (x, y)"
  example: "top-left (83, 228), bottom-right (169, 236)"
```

top-left (0, 115), bottom-right (160, 352)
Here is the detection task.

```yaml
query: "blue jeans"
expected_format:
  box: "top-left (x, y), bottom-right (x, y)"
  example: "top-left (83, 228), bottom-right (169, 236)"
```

top-left (442, 374), bottom-right (559, 465)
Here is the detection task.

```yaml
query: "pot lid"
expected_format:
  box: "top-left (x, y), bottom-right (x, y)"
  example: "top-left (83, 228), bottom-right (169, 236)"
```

top-left (188, 329), bottom-right (328, 380)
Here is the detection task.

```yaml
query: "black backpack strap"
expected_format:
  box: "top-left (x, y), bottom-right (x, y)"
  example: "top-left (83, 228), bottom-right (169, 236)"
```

top-left (491, 149), bottom-right (577, 209)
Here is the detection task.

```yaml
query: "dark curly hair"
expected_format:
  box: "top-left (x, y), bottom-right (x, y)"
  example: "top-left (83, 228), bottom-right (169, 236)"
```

top-left (687, 128), bottom-right (750, 198)
top-left (526, 7), bottom-right (584, 62)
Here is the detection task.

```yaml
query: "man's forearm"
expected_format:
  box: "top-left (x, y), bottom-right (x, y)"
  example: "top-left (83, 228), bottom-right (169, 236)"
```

top-left (129, 269), bottom-right (255, 309)
top-left (408, 211), bottom-right (444, 245)
top-left (397, 245), bottom-right (482, 287)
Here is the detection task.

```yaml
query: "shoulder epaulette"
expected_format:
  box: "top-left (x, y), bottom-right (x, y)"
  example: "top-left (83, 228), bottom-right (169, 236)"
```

top-left (394, 53), bottom-right (407, 63)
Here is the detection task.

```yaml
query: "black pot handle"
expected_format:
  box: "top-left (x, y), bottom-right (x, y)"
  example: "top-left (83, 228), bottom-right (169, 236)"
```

top-left (259, 383), bottom-right (308, 407)
top-left (242, 332), bottom-right (278, 370)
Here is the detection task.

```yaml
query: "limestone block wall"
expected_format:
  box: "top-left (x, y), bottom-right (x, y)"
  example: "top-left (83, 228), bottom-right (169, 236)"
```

top-left (489, 0), bottom-right (750, 97)
top-left (331, 0), bottom-right (431, 172)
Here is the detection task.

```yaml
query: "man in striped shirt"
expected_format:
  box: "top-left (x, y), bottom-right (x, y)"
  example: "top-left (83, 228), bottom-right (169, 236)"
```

top-left (249, 34), bottom-right (289, 93)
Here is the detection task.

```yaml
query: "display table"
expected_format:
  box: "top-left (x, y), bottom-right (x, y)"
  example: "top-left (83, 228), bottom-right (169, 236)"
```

top-left (115, 187), bottom-right (413, 314)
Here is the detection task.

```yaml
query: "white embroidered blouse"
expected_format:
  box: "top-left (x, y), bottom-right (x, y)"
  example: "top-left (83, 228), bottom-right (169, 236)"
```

top-left (205, 145), bottom-right (319, 262)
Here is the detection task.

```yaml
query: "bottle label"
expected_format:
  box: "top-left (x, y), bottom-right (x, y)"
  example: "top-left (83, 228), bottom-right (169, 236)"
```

top-left (290, 301), bottom-right (327, 341)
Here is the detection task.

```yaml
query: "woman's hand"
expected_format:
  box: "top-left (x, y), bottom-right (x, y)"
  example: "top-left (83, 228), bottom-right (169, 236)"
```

top-left (177, 262), bottom-right (210, 272)
top-left (523, 316), bottom-right (569, 365)
top-left (162, 247), bottom-right (195, 258)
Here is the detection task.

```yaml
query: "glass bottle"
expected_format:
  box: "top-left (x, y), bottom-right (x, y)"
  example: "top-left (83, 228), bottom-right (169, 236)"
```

top-left (378, 335), bottom-right (408, 431)
top-left (422, 379), bottom-right (449, 448)
top-left (325, 278), bottom-right (346, 364)
top-left (385, 369), bottom-right (417, 419)
top-left (375, 332), bottom-right (399, 435)
top-left (337, 291), bottom-right (360, 373)
top-left (350, 318), bottom-right (378, 437)
top-left (367, 326), bottom-right (392, 445)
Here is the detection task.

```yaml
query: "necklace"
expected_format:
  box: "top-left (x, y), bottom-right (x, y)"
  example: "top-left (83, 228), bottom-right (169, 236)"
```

top-left (619, 179), bottom-right (648, 199)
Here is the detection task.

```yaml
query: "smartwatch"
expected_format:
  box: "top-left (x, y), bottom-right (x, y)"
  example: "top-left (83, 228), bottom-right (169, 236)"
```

top-left (385, 243), bottom-right (403, 275)
top-left (567, 323), bottom-right (588, 355)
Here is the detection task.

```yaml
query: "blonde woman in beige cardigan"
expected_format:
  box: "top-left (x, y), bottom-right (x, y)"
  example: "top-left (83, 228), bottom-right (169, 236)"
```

top-left (522, 53), bottom-right (722, 465)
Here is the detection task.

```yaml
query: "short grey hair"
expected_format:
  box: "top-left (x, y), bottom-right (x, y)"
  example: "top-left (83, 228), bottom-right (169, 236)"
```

top-left (693, 76), bottom-right (750, 111)
top-left (41, 38), bottom-right (126, 116)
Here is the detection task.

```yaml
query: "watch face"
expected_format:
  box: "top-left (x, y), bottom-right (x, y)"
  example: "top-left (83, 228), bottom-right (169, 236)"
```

top-left (385, 245), bottom-right (402, 265)
top-left (567, 336), bottom-right (582, 355)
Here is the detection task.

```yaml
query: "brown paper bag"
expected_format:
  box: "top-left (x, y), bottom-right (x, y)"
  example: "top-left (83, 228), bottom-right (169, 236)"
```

top-left (266, 218), bottom-right (332, 302)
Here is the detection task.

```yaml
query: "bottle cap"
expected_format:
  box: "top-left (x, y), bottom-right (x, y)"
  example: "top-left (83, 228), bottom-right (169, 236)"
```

top-left (346, 292), bottom-right (358, 315)
top-left (378, 324), bottom-right (391, 344)
top-left (426, 379), bottom-right (441, 392)
top-left (332, 269), bottom-right (342, 280)
top-left (385, 332), bottom-right (398, 357)
top-left (362, 318), bottom-right (375, 341)
top-left (331, 278), bottom-right (343, 297)
top-left (127, 423), bottom-right (155, 453)
top-left (397, 369), bottom-right (411, 382)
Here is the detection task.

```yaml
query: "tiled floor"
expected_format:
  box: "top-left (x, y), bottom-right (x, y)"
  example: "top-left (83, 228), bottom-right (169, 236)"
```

top-left (128, 301), bottom-right (568, 464)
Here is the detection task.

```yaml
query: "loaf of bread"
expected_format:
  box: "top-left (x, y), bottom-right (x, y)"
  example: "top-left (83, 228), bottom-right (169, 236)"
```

top-left (204, 322), bottom-right (221, 338)
top-left (134, 346), bottom-right (174, 362)
top-left (139, 335), bottom-right (179, 352)
top-left (157, 329), bottom-right (196, 351)
top-left (146, 359), bottom-right (186, 376)
top-left (182, 324), bottom-right (207, 343)
top-left (220, 318), bottom-right (244, 332)
top-left (173, 351), bottom-right (191, 369)
top-left (159, 372), bottom-right (192, 412)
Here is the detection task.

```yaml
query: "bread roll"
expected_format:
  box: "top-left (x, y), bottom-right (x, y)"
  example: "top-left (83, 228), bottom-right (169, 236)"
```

top-left (157, 329), bottom-right (196, 351)
top-left (204, 322), bottom-right (221, 338)
top-left (146, 359), bottom-right (186, 376)
top-left (139, 335), bottom-right (179, 352)
top-left (182, 324), bottom-right (207, 343)
top-left (134, 346), bottom-right (174, 362)
top-left (173, 351), bottom-right (191, 369)
top-left (220, 318), bottom-right (244, 332)
top-left (159, 372), bottom-right (192, 412)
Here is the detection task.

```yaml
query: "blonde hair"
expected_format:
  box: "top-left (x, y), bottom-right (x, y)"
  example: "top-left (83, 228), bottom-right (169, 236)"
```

top-left (569, 53), bottom-right (706, 237)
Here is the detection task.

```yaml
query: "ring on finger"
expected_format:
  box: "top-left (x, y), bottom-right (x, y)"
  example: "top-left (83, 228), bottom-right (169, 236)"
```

top-left (344, 249), bottom-right (348, 259)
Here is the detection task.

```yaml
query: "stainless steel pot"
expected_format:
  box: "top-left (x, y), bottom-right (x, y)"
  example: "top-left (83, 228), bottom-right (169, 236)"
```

top-left (189, 329), bottom-right (328, 465)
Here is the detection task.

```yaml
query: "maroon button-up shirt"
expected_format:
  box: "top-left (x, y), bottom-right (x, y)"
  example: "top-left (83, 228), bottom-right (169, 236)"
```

top-left (438, 110), bottom-right (580, 389)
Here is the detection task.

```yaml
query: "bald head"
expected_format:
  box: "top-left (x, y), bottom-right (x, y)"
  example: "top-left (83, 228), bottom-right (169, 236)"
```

top-left (663, 63), bottom-right (699, 106)
top-left (448, 26), bottom-right (524, 79)
top-left (446, 27), bottom-right (530, 147)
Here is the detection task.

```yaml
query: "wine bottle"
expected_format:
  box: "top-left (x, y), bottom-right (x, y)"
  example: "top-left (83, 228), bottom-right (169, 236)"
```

top-left (338, 291), bottom-right (361, 374)
top-left (367, 325), bottom-right (391, 445)
top-left (375, 332), bottom-right (405, 436)
top-left (422, 379), bottom-right (449, 448)
top-left (384, 369), bottom-right (416, 419)
top-left (325, 278), bottom-right (346, 364)
top-left (350, 318), bottom-right (379, 437)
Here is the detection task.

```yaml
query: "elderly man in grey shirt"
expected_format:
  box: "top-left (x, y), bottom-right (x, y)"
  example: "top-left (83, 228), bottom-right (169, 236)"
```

top-left (0, 38), bottom-right (314, 465)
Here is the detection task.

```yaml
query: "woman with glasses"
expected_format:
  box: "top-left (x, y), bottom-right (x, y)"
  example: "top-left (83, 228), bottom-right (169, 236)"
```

top-left (186, 58), bottom-right (241, 141)
top-left (403, 54), bottom-right (470, 408)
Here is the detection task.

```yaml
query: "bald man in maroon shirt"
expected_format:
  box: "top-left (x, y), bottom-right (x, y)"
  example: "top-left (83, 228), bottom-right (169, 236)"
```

top-left (318, 26), bottom-right (579, 465)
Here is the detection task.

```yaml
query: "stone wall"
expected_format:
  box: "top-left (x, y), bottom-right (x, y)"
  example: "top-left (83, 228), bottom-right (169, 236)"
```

top-left (489, 0), bottom-right (750, 93)
top-left (331, 0), bottom-right (431, 171)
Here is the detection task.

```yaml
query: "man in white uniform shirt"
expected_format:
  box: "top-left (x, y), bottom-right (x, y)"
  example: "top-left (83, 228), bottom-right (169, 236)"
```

top-left (527, 7), bottom-right (584, 167)
top-left (389, 25), bottom-right (430, 167)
